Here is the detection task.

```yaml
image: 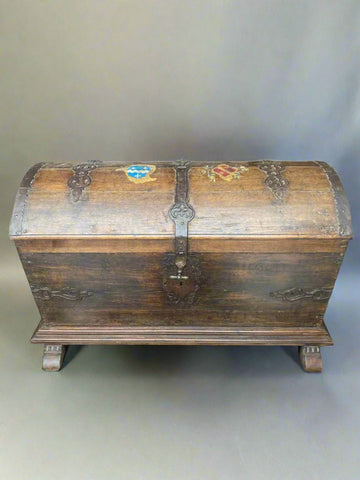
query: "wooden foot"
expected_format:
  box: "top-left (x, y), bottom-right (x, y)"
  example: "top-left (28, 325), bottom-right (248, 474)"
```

top-left (42, 345), bottom-right (67, 372)
top-left (299, 346), bottom-right (322, 373)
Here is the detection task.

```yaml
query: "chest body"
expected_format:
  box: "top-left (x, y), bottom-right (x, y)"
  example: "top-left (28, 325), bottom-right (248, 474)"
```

top-left (10, 160), bottom-right (352, 372)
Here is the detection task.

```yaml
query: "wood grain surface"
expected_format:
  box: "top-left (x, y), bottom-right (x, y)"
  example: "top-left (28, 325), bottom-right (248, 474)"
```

top-left (20, 250), bottom-right (342, 327)
top-left (9, 161), bottom-right (352, 238)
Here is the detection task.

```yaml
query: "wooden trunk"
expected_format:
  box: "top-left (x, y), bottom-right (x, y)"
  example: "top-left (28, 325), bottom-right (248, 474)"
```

top-left (9, 160), bottom-right (352, 372)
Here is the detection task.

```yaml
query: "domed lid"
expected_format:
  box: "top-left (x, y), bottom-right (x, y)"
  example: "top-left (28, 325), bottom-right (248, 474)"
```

top-left (9, 160), bottom-right (352, 239)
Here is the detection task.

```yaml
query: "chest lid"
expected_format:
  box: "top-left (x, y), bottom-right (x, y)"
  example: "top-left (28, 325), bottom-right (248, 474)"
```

top-left (9, 160), bottom-right (352, 239)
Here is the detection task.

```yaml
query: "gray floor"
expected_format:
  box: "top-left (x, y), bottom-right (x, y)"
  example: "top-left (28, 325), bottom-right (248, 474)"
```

top-left (1, 252), bottom-right (359, 480)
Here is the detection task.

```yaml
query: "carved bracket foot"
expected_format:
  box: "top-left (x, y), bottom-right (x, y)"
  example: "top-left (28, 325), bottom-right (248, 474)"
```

top-left (42, 345), bottom-right (67, 372)
top-left (299, 346), bottom-right (323, 373)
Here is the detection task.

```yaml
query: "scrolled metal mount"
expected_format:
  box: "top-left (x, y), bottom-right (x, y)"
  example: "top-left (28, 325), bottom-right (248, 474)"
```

top-left (169, 201), bottom-right (195, 224)
top-left (257, 160), bottom-right (289, 201)
top-left (67, 160), bottom-right (101, 202)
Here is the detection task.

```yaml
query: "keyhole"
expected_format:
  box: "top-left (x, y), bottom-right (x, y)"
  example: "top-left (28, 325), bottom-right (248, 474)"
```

top-left (179, 281), bottom-right (183, 286)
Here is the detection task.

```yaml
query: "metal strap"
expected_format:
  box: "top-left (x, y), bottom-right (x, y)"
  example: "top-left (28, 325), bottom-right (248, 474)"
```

top-left (169, 161), bottom-right (195, 277)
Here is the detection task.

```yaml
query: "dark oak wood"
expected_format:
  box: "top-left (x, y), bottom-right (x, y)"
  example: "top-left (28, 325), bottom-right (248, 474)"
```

top-left (9, 161), bottom-right (351, 238)
top-left (9, 160), bottom-right (352, 372)
top-left (14, 237), bottom-right (349, 254)
top-left (18, 251), bottom-right (341, 326)
top-left (32, 324), bottom-right (333, 346)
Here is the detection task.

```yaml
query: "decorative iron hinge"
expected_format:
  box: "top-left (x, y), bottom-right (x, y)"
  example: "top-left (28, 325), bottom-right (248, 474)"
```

top-left (257, 160), bottom-right (289, 201)
top-left (67, 160), bottom-right (101, 202)
top-left (163, 160), bottom-right (200, 305)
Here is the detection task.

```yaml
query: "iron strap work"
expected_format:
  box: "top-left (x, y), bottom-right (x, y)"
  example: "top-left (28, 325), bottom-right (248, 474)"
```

top-left (256, 160), bottom-right (289, 201)
top-left (67, 160), bottom-right (101, 202)
top-left (163, 160), bottom-right (200, 305)
top-left (169, 160), bottom-right (195, 276)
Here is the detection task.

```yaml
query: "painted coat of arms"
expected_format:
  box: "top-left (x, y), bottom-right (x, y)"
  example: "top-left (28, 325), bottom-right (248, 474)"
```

top-left (201, 164), bottom-right (248, 182)
top-left (117, 165), bottom-right (157, 184)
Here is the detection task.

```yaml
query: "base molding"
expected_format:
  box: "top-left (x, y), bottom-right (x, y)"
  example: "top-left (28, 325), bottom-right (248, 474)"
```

top-left (34, 323), bottom-right (332, 372)
top-left (32, 322), bottom-right (333, 346)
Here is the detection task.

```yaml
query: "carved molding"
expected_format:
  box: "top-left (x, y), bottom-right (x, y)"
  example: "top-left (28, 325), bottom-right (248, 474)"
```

top-left (67, 160), bottom-right (101, 202)
top-left (302, 346), bottom-right (320, 354)
top-left (44, 345), bottom-right (63, 354)
top-left (31, 286), bottom-right (93, 301)
top-left (270, 287), bottom-right (332, 302)
top-left (257, 161), bottom-right (289, 201)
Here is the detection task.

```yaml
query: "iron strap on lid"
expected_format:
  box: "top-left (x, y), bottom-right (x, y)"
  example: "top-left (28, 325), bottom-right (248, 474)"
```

top-left (163, 160), bottom-right (201, 305)
top-left (169, 160), bottom-right (195, 276)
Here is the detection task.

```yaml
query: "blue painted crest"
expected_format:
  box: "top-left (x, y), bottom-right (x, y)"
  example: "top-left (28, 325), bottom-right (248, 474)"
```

top-left (127, 165), bottom-right (152, 179)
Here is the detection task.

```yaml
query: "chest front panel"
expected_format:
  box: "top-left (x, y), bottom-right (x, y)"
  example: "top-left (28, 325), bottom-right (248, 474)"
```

top-left (18, 245), bottom-right (344, 329)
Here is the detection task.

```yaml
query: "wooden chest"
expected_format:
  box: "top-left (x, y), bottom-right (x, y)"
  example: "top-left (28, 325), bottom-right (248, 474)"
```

top-left (9, 160), bottom-right (352, 372)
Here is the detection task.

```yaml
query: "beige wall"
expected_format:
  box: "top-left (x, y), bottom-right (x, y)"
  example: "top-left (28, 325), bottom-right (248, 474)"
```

top-left (1, 0), bottom-right (359, 261)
